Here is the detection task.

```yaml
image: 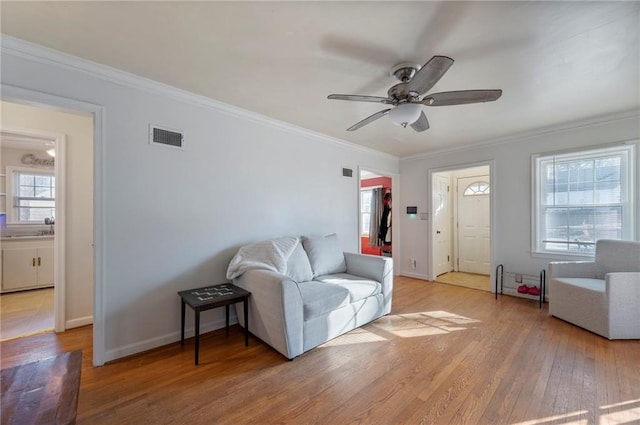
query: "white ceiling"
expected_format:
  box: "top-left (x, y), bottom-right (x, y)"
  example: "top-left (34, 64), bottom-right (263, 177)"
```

top-left (2, 1), bottom-right (638, 158)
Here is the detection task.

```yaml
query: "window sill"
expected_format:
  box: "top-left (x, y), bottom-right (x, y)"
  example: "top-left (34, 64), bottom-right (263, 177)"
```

top-left (5, 223), bottom-right (49, 228)
top-left (530, 250), bottom-right (594, 261)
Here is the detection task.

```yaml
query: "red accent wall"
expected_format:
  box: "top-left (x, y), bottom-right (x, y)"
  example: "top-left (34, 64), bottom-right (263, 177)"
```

top-left (361, 177), bottom-right (392, 188)
top-left (360, 176), bottom-right (392, 255)
top-left (361, 236), bottom-right (382, 256)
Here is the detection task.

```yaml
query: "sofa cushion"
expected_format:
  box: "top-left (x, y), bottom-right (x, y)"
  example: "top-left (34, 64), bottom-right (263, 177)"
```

top-left (552, 277), bottom-right (605, 293)
top-left (285, 240), bottom-right (314, 282)
top-left (301, 234), bottom-right (347, 277)
top-left (315, 273), bottom-right (381, 302)
top-left (297, 281), bottom-right (350, 320)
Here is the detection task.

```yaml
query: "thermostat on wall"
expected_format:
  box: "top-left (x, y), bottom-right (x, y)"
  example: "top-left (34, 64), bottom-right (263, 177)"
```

top-left (406, 206), bottom-right (417, 214)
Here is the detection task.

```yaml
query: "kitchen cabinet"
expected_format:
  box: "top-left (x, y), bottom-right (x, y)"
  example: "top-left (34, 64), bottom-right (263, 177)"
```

top-left (1, 238), bottom-right (54, 293)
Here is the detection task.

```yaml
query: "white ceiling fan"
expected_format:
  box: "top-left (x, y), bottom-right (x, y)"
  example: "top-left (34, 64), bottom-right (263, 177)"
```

top-left (327, 55), bottom-right (502, 132)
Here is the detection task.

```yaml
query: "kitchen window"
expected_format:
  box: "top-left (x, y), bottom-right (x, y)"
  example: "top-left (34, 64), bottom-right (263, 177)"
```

top-left (6, 166), bottom-right (55, 224)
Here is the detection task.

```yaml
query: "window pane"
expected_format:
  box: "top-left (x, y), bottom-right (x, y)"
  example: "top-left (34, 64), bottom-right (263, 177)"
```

top-left (553, 183), bottom-right (569, 205)
top-left (595, 157), bottom-right (620, 181)
top-left (362, 212), bottom-right (370, 235)
top-left (536, 146), bottom-right (632, 255)
top-left (555, 163), bottom-right (569, 189)
top-left (593, 207), bottom-right (622, 240)
top-left (35, 175), bottom-right (51, 186)
top-left (19, 174), bottom-right (34, 185)
top-left (17, 199), bottom-right (55, 222)
top-left (464, 182), bottom-right (490, 196)
top-left (35, 187), bottom-right (52, 198)
top-left (567, 208), bottom-right (594, 244)
top-left (361, 189), bottom-right (373, 234)
top-left (594, 181), bottom-right (620, 203)
top-left (361, 190), bottom-right (372, 213)
top-left (543, 205), bottom-right (622, 253)
top-left (544, 207), bottom-right (568, 251)
top-left (13, 171), bottom-right (55, 222)
top-left (568, 183), bottom-right (593, 204)
top-left (19, 185), bottom-right (35, 197)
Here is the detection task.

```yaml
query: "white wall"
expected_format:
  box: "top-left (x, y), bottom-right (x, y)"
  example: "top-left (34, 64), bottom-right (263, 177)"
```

top-left (1, 104), bottom-right (94, 327)
top-left (1, 40), bottom-right (399, 362)
top-left (400, 114), bottom-right (640, 280)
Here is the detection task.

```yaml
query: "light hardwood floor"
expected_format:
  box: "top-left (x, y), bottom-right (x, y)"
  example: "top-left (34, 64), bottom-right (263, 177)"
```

top-left (0, 288), bottom-right (54, 341)
top-left (435, 271), bottom-right (491, 292)
top-left (1, 276), bottom-right (639, 424)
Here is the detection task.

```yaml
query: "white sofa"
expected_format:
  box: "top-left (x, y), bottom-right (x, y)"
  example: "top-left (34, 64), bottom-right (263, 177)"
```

top-left (226, 234), bottom-right (393, 359)
top-left (549, 239), bottom-right (640, 339)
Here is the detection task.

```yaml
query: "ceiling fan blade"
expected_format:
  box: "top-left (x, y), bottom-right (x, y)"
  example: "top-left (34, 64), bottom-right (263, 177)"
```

top-left (410, 111), bottom-right (430, 132)
top-left (406, 55), bottom-right (454, 95)
top-left (422, 89), bottom-right (503, 106)
top-left (347, 109), bottom-right (391, 131)
top-left (328, 94), bottom-right (392, 104)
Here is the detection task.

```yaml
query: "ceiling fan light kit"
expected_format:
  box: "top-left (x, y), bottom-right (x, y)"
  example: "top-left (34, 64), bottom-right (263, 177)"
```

top-left (328, 55), bottom-right (502, 133)
top-left (389, 103), bottom-right (422, 127)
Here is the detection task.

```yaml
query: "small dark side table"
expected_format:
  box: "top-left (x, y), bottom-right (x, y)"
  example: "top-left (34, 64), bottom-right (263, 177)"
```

top-left (178, 283), bottom-right (251, 365)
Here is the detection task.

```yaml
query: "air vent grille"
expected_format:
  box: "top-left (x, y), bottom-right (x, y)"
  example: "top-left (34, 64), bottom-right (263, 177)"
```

top-left (149, 125), bottom-right (184, 149)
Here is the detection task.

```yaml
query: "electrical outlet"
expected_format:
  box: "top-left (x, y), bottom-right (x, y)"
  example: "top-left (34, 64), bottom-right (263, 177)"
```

top-left (411, 259), bottom-right (417, 269)
top-left (515, 273), bottom-right (523, 283)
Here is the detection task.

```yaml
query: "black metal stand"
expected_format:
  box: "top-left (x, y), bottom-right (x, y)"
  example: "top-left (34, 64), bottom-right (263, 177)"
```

top-left (495, 264), bottom-right (546, 308)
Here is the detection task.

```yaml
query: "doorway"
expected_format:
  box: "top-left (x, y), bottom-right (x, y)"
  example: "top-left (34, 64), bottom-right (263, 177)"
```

top-left (456, 174), bottom-right (490, 275)
top-left (0, 99), bottom-right (94, 345)
top-left (1, 129), bottom-right (61, 340)
top-left (430, 164), bottom-right (493, 291)
top-left (2, 86), bottom-right (103, 365)
top-left (359, 169), bottom-right (393, 258)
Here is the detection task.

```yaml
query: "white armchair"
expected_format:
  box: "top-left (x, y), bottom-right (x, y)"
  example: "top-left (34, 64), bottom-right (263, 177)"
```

top-left (549, 239), bottom-right (640, 339)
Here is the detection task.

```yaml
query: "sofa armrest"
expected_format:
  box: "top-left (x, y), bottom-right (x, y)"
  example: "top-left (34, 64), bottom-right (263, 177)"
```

top-left (233, 269), bottom-right (304, 359)
top-left (344, 252), bottom-right (393, 314)
top-left (606, 272), bottom-right (640, 339)
top-left (549, 261), bottom-right (597, 278)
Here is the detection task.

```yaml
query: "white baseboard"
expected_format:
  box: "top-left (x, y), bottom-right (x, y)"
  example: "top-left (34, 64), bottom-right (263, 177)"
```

top-left (66, 316), bottom-right (93, 329)
top-left (104, 317), bottom-right (234, 363)
top-left (400, 271), bottom-right (431, 281)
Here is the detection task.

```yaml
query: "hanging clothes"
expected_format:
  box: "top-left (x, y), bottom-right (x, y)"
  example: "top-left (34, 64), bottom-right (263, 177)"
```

top-left (368, 188), bottom-right (383, 247)
top-left (378, 191), bottom-right (391, 245)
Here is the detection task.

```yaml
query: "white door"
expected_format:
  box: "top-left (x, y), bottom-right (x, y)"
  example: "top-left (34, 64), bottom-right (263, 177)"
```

top-left (457, 176), bottom-right (490, 275)
top-left (433, 174), bottom-right (451, 276)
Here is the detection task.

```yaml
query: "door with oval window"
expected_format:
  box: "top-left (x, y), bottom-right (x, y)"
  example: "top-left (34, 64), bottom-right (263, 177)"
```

top-left (457, 176), bottom-right (490, 275)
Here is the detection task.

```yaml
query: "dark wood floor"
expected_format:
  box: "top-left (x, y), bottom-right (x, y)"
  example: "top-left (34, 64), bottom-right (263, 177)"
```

top-left (2, 276), bottom-right (639, 424)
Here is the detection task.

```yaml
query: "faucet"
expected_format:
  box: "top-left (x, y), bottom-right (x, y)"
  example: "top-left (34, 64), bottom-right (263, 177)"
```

top-left (44, 217), bottom-right (55, 235)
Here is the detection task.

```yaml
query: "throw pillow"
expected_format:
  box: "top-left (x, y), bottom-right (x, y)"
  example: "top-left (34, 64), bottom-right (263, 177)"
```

top-left (285, 240), bottom-right (314, 282)
top-left (302, 233), bottom-right (347, 277)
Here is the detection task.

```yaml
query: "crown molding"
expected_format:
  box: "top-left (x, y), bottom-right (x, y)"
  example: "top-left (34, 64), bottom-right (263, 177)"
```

top-left (1, 35), bottom-right (397, 161)
top-left (401, 109), bottom-right (640, 162)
